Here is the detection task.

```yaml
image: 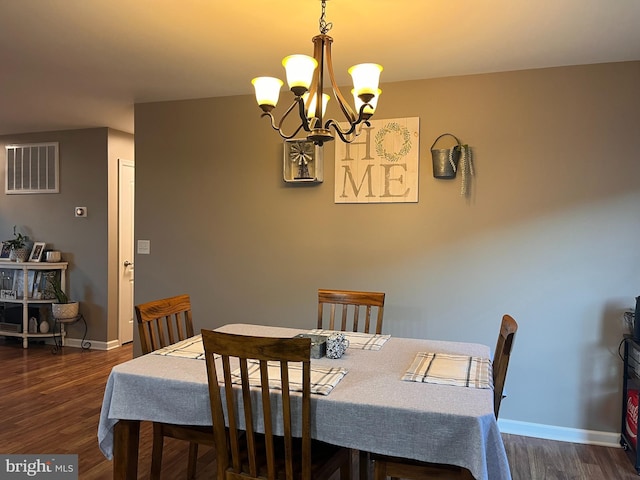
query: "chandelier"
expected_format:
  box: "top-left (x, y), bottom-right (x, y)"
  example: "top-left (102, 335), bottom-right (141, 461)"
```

top-left (251, 0), bottom-right (383, 146)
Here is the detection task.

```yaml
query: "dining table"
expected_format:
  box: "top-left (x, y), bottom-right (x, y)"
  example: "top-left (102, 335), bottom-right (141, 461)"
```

top-left (97, 323), bottom-right (512, 480)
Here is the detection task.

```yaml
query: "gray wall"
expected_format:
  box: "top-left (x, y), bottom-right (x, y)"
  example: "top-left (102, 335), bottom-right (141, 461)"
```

top-left (134, 61), bottom-right (640, 435)
top-left (0, 127), bottom-right (134, 342)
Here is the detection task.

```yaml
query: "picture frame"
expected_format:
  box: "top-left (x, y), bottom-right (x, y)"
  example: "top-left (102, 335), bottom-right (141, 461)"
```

top-left (12, 271), bottom-right (23, 297)
top-left (0, 270), bottom-right (14, 291)
top-left (0, 268), bottom-right (15, 299)
top-left (0, 289), bottom-right (16, 300)
top-left (283, 139), bottom-right (323, 183)
top-left (40, 271), bottom-right (57, 300)
top-left (29, 242), bottom-right (46, 262)
top-left (12, 270), bottom-right (36, 298)
top-left (0, 242), bottom-right (11, 260)
top-left (32, 271), bottom-right (43, 299)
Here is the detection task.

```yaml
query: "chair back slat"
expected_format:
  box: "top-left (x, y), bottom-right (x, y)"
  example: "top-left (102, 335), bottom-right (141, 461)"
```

top-left (202, 330), bottom-right (312, 480)
top-left (279, 361), bottom-right (293, 480)
top-left (493, 314), bottom-right (518, 418)
top-left (259, 360), bottom-right (275, 479)
top-left (363, 306), bottom-right (371, 333)
top-left (220, 355), bottom-right (242, 474)
top-left (135, 294), bottom-right (194, 354)
top-left (317, 289), bottom-right (386, 334)
top-left (341, 306), bottom-right (350, 331)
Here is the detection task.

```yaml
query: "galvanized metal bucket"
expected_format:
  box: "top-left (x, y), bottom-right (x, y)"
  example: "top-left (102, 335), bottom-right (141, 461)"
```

top-left (431, 133), bottom-right (461, 179)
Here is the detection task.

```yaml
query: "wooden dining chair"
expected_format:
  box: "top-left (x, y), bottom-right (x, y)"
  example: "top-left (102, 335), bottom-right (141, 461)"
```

top-left (317, 289), bottom-right (386, 334)
top-left (201, 328), bottom-right (352, 480)
top-left (370, 314), bottom-right (519, 480)
top-left (135, 294), bottom-right (215, 480)
top-left (317, 288), bottom-right (385, 480)
top-left (491, 313), bottom-right (518, 418)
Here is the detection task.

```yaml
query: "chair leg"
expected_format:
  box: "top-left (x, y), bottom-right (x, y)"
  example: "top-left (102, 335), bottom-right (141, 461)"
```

top-left (340, 458), bottom-right (352, 480)
top-left (150, 423), bottom-right (164, 480)
top-left (186, 442), bottom-right (199, 479)
top-left (372, 459), bottom-right (386, 480)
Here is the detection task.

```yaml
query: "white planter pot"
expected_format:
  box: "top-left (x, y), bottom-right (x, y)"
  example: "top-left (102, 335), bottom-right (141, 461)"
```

top-left (10, 248), bottom-right (29, 262)
top-left (52, 302), bottom-right (79, 320)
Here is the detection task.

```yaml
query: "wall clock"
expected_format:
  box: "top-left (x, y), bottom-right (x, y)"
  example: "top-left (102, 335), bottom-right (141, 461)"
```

top-left (283, 139), bottom-right (323, 183)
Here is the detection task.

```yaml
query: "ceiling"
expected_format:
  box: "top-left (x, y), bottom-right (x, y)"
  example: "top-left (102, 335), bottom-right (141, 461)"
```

top-left (1, 0), bottom-right (639, 136)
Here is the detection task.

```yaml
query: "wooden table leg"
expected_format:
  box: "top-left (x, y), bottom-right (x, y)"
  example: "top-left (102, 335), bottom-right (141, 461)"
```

top-left (113, 419), bottom-right (140, 480)
top-left (359, 450), bottom-right (371, 480)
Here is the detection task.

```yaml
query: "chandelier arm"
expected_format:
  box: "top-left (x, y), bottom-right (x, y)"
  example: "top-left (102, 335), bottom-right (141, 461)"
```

top-left (261, 98), bottom-right (311, 140)
top-left (259, 105), bottom-right (294, 133)
top-left (281, 123), bottom-right (308, 140)
top-left (314, 35), bottom-right (328, 127)
top-left (308, 36), bottom-right (324, 108)
top-left (324, 118), bottom-right (358, 140)
top-left (261, 112), bottom-right (307, 140)
top-left (326, 119), bottom-right (371, 144)
top-left (324, 38), bottom-right (357, 123)
top-left (323, 103), bottom-right (372, 137)
top-left (295, 96), bottom-right (315, 133)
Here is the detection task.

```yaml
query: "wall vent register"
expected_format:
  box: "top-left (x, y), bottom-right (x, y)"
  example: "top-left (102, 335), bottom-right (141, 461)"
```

top-left (5, 142), bottom-right (59, 194)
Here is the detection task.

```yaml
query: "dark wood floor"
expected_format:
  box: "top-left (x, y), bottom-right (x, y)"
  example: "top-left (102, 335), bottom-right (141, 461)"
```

top-left (0, 336), bottom-right (637, 480)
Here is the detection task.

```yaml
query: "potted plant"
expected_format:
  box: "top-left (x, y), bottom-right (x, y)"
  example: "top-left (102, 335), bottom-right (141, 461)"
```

top-left (47, 274), bottom-right (79, 319)
top-left (5, 226), bottom-right (29, 262)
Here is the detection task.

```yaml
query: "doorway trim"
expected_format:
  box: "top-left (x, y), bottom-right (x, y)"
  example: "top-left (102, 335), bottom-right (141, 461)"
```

top-left (118, 159), bottom-right (135, 344)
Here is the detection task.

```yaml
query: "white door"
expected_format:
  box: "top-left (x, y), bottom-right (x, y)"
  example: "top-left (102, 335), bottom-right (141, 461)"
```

top-left (118, 160), bottom-right (135, 344)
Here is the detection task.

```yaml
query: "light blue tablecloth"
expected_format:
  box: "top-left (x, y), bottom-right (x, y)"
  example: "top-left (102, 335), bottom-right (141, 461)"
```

top-left (97, 323), bottom-right (511, 480)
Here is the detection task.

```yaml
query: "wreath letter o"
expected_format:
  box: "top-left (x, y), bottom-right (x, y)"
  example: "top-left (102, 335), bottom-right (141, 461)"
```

top-left (375, 122), bottom-right (412, 162)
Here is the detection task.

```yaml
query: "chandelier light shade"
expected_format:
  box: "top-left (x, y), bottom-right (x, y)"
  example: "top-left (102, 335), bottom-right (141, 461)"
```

top-left (251, 0), bottom-right (383, 145)
top-left (282, 55), bottom-right (318, 94)
top-left (251, 77), bottom-right (284, 110)
top-left (302, 92), bottom-right (330, 119)
top-left (349, 63), bottom-right (383, 97)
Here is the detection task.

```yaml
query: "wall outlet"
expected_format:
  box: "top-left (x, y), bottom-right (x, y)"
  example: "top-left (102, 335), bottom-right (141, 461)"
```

top-left (74, 207), bottom-right (87, 217)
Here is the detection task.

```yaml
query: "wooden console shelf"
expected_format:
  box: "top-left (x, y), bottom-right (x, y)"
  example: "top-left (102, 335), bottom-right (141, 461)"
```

top-left (0, 261), bottom-right (68, 349)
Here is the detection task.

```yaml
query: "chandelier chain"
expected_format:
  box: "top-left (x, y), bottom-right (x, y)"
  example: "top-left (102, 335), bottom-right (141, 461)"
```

top-left (319, 0), bottom-right (333, 34)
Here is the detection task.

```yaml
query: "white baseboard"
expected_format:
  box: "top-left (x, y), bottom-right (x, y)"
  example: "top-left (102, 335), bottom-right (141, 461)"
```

top-left (65, 337), bottom-right (121, 350)
top-left (498, 418), bottom-right (621, 448)
top-left (44, 337), bottom-right (121, 351)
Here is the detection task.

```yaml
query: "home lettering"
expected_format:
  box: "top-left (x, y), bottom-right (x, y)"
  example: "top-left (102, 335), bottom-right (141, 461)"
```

top-left (338, 126), bottom-right (411, 199)
top-left (339, 163), bottom-right (410, 198)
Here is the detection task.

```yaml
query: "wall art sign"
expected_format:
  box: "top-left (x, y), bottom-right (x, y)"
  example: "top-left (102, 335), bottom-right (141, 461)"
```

top-left (334, 117), bottom-right (419, 203)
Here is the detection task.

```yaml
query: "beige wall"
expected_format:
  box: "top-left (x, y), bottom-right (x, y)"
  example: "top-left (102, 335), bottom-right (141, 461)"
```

top-left (0, 127), bottom-right (134, 344)
top-left (139, 61), bottom-right (637, 435)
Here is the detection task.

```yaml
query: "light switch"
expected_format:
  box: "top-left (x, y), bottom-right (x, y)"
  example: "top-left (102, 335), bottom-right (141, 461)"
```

top-left (137, 240), bottom-right (150, 254)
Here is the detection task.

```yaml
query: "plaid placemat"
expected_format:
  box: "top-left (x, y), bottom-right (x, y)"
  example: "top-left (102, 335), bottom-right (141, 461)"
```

top-left (151, 335), bottom-right (205, 360)
top-left (309, 329), bottom-right (390, 350)
top-left (231, 360), bottom-right (347, 396)
top-left (402, 352), bottom-right (493, 389)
